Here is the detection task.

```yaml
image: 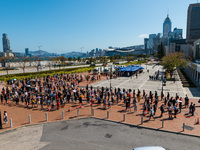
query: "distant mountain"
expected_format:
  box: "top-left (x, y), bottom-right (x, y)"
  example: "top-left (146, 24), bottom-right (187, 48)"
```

top-left (61, 51), bottom-right (84, 58)
top-left (29, 50), bottom-right (85, 58)
top-left (29, 50), bottom-right (59, 57)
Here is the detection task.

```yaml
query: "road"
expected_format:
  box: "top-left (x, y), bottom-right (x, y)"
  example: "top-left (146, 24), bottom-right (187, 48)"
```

top-left (0, 118), bottom-right (199, 150)
top-left (0, 61), bottom-right (127, 76)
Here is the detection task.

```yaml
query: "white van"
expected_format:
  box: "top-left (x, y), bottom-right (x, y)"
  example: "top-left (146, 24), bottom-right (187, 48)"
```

top-left (133, 146), bottom-right (165, 150)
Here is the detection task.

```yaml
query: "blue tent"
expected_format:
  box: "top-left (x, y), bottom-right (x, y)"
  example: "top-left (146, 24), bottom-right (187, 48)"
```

top-left (119, 65), bottom-right (143, 72)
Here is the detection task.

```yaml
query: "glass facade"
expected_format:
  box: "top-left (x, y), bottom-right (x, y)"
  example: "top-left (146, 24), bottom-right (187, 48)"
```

top-left (163, 15), bottom-right (172, 38)
top-left (187, 4), bottom-right (200, 43)
top-left (196, 43), bottom-right (200, 59)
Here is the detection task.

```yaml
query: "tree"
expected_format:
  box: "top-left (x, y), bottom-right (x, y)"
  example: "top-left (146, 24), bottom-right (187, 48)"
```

top-left (161, 52), bottom-right (189, 78)
top-left (68, 57), bottom-right (72, 61)
top-left (100, 56), bottom-right (108, 63)
top-left (157, 42), bottom-right (165, 60)
top-left (77, 57), bottom-right (81, 62)
top-left (53, 56), bottom-right (67, 69)
top-left (20, 57), bottom-right (29, 73)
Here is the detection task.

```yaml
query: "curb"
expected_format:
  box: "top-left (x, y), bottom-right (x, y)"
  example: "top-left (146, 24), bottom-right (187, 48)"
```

top-left (89, 117), bottom-right (200, 138)
top-left (1, 116), bottom-right (200, 138)
top-left (0, 116), bottom-right (88, 135)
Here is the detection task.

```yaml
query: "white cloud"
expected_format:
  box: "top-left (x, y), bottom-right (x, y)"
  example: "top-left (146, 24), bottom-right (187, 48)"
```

top-left (139, 34), bottom-right (149, 38)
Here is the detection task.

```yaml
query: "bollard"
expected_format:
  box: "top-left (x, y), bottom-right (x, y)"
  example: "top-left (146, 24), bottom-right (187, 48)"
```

top-left (141, 116), bottom-right (143, 125)
top-left (77, 109), bottom-right (79, 117)
top-left (46, 112), bottom-right (48, 121)
top-left (62, 111), bottom-right (64, 119)
top-left (29, 114), bottom-right (31, 124)
top-left (183, 123), bottom-right (185, 132)
top-left (10, 118), bottom-right (12, 127)
top-left (162, 120), bottom-right (164, 128)
top-left (92, 108), bottom-right (94, 116)
top-left (123, 113), bottom-right (125, 121)
top-left (107, 111), bottom-right (109, 118)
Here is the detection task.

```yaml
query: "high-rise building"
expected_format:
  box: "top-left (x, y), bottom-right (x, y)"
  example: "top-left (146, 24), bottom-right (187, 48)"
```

top-left (2, 33), bottom-right (12, 53)
top-left (173, 28), bottom-right (183, 40)
top-left (163, 15), bottom-right (172, 38)
top-left (168, 28), bottom-right (183, 45)
top-left (163, 15), bottom-right (172, 46)
top-left (2, 33), bottom-right (14, 57)
top-left (147, 34), bottom-right (156, 49)
top-left (25, 48), bottom-right (29, 56)
top-left (187, 3), bottom-right (200, 44)
top-left (144, 38), bottom-right (148, 50)
top-left (153, 33), bottom-right (162, 51)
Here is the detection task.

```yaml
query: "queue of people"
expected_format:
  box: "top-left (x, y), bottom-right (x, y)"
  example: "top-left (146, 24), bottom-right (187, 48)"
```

top-left (0, 72), bottom-right (197, 123)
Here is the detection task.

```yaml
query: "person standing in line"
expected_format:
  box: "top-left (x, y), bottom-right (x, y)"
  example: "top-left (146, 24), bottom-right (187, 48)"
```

top-left (108, 99), bottom-right (111, 109)
top-left (103, 99), bottom-right (106, 110)
top-left (125, 99), bottom-right (129, 111)
top-left (160, 104), bottom-right (164, 117)
top-left (143, 102), bottom-right (146, 116)
top-left (153, 104), bottom-right (157, 115)
top-left (116, 91), bottom-right (119, 103)
top-left (189, 102), bottom-right (193, 114)
top-left (192, 104), bottom-right (195, 116)
top-left (167, 92), bottom-right (170, 100)
top-left (1, 94), bottom-right (3, 104)
top-left (3, 111), bottom-right (7, 123)
top-left (142, 90), bottom-right (145, 98)
top-left (149, 107), bottom-right (155, 120)
top-left (133, 98), bottom-right (137, 112)
top-left (168, 105), bottom-right (173, 119)
top-left (179, 98), bottom-right (182, 113)
top-left (57, 100), bottom-right (60, 110)
top-left (185, 95), bottom-right (189, 108)
top-left (174, 105), bottom-right (178, 118)
top-left (164, 97), bottom-right (168, 106)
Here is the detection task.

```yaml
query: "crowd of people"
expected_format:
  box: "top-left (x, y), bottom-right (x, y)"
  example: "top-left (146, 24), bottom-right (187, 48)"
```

top-left (0, 71), bottom-right (197, 124)
top-left (149, 70), bottom-right (160, 80)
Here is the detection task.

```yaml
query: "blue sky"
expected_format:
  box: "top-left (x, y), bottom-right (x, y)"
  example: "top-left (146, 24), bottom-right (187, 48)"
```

top-left (0, 0), bottom-right (197, 53)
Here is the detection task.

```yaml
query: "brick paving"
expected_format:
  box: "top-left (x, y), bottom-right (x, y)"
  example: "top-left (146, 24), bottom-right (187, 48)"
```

top-left (1, 71), bottom-right (200, 137)
top-left (1, 94), bottom-right (200, 136)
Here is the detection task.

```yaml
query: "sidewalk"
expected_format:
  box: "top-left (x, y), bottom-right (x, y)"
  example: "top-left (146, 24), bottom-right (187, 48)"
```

top-left (1, 96), bottom-right (200, 137)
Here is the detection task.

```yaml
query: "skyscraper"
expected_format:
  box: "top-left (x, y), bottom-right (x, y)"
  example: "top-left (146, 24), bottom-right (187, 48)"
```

top-left (25, 48), bottom-right (29, 56)
top-left (2, 33), bottom-right (12, 53)
top-left (163, 15), bottom-right (172, 46)
top-left (163, 15), bottom-right (172, 38)
top-left (186, 3), bottom-right (200, 44)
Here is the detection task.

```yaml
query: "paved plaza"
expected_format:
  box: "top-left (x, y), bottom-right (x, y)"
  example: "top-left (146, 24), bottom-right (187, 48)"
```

top-left (91, 64), bottom-right (200, 99)
top-left (0, 118), bottom-right (200, 150)
top-left (1, 64), bottom-right (200, 150)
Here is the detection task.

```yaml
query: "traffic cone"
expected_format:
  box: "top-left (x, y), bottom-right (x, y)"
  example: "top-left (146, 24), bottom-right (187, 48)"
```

top-left (196, 117), bottom-right (199, 124)
top-left (68, 107), bottom-right (71, 112)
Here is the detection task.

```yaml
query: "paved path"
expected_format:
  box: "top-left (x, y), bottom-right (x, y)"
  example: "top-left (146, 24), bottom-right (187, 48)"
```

top-left (0, 118), bottom-right (199, 150)
top-left (91, 64), bottom-right (200, 98)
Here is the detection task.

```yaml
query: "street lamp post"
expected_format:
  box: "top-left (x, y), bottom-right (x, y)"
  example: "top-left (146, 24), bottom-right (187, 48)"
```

top-left (110, 68), bottom-right (112, 90)
top-left (37, 45), bottom-right (42, 78)
top-left (161, 70), bottom-right (164, 94)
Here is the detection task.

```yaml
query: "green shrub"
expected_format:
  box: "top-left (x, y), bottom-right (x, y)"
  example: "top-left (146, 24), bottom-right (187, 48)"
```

top-left (0, 66), bottom-right (95, 81)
